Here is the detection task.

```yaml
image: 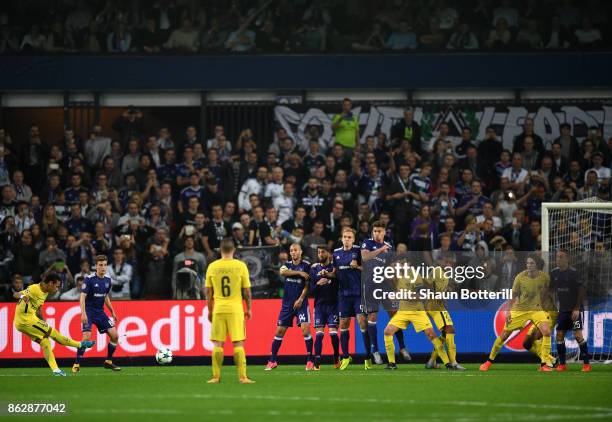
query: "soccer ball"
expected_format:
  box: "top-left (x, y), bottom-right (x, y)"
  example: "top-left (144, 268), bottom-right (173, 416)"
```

top-left (155, 348), bottom-right (173, 365)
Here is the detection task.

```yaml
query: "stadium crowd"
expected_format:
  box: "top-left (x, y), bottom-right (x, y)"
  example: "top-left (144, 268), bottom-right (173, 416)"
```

top-left (0, 99), bottom-right (611, 301)
top-left (0, 0), bottom-right (610, 54)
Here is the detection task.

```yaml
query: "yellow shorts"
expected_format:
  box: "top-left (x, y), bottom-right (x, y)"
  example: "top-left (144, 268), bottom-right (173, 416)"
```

top-left (388, 311), bottom-right (432, 333)
top-left (427, 310), bottom-right (454, 331)
top-left (505, 310), bottom-right (550, 332)
top-left (14, 317), bottom-right (52, 343)
top-left (210, 313), bottom-right (246, 342)
top-left (526, 311), bottom-right (558, 336)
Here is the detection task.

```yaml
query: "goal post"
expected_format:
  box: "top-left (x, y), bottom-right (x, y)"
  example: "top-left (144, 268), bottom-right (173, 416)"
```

top-left (542, 201), bottom-right (612, 252)
top-left (541, 200), bottom-right (612, 363)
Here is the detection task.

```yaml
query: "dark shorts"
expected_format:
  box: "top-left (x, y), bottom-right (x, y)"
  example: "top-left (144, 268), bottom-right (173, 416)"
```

top-left (314, 303), bottom-right (339, 328)
top-left (557, 310), bottom-right (583, 331)
top-left (338, 295), bottom-right (364, 318)
top-left (277, 301), bottom-right (310, 327)
top-left (83, 309), bottom-right (114, 334)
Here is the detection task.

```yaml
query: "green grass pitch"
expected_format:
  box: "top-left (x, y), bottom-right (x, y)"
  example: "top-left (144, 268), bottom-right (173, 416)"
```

top-left (1, 363), bottom-right (612, 421)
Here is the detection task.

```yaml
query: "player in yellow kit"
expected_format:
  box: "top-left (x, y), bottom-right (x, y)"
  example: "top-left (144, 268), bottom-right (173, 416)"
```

top-left (205, 238), bottom-right (254, 384)
top-left (13, 272), bottom-right (96, 376)
top-left (382, 258), bottom-right (454, 370)
top-left (423, 264), bottom-right (466, 370)
top-left (480, 254), bottom-right (553, 372)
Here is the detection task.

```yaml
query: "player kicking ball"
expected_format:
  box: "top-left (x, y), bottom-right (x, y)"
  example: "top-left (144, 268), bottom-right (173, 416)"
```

top-left (480, 254), bottom-right (554, 372)
top-left (205, 238), bottom-right (254, 384)
top-left (265, 243), bottom-right (314, 371)
top-left (73, 254), bottom-right (121, 373)
top-left (13, 272), bottom-right (95, 376)
top-left (310, 245), bottom-right (340, 370)
top-left (550, 250), bottom-right (591, 372)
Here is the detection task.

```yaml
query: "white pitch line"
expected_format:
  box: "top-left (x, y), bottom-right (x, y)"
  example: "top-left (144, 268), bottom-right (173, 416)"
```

top-left (24, 391), bottom-right (612, 414)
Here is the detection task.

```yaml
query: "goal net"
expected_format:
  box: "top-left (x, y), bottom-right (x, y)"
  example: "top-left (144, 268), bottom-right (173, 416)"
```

top-left (542, 199), bottom-right (612, 363)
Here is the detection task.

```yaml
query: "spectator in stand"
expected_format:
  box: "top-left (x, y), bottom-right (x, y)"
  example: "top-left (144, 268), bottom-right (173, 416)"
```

top-left (12, 229), bottom-right (39, 285)
top-left (106, 23), bottom-right (132, 53)
top-left (446, 22), bottom-right (479, 50)
top-left (20, 25), bottom-right (46, 52)
top-left (485, 17), bottom-right (511, 49)
top-left (145, 227), bottom-right (170, 298)
top-left (331, 98), bottom-right (359, 151)
top-left (574, 17), bottom-right (602, 47)
top-left (587, 151), bottom-right (611, 183)
top-left (139, 15), bottom-right (166, 53)
top-left (352, 22), bottom-right (387, 51)
top-left (164, 16), bottom-right (199, 52)
top-left (419, 17), bottom-right (446, 50)
top-left (172, 235), bottom-right (206, 299)
top-left (59, 275), bottom-right (84, 300)
top-left (113, 107), bottom-right (145, 150)
top-left (85, 125), bottom-right (112, 174)
top-left (553, 123), bottom-right (580, 161)
top-left (386, 21), bottom-right (417, 50)
top-left (391, 108), bottom-right (422, 156)
top-left (19, 124), bottom-right (49, 194)
top-left (520, 136), bottom-right (540, 171)
top-left (544, 16), bottom-right (574, 49)
top-left (238, 166), bottom-right (267, 213)
top-left (107, 248), bottom-right (133, 300)
top-left (202, 204), bottom-right (230, 261)
top-left (515, 19), bottom-right (543, 49)
top-left (3, 274), bottom-right (24, 301)
top-left (502, 153), bottom-right (529, 194)
top-left (513, 117), bottom-right (544, 154)
top-left (492, 0), bottom-right (519, 28)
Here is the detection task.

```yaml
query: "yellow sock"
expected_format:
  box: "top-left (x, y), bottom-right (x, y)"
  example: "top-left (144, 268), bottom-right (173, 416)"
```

top-left (233, 346), bottom-right (247, 379)
top-left (446, 333), bottom-right (457, 364)
top-left (540, 336), bottom-right (551, 364)
top-left (212, 347), bottom-right (224, 379)
top-left (49, 329), bottom-right (80, 348)
top-left (384, 335), bottom-right (395, 364)
top-left (432, 337), bottom-right (449, 364)
top-left (489, 336), bottom-right (504, 361)
top-left (529, 342), bottom-right (541, 359)
top-left (429, 348), bottom-right (438, 363)
top-left (40, 338), bottom-right (59, 372)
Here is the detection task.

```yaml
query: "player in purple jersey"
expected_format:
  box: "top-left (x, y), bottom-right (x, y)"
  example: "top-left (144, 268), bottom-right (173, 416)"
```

top-left (72, 255), bottom-right (121, 373)
top-left (310, 245), bottom-right (340, 370)
top-left (361, 221), bottom-right (412, 364)
top-left (329, 227), bottom-right (374, 370)
top-left (265, 243), bottom-right (314, 371)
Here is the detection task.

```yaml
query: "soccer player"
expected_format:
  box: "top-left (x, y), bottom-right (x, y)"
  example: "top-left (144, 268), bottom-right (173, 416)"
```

top-left (423, 260), bottom-right (466, 370)
top-left (309, 245), bottom-right (340, 370)
top-left (361, 221), bottom-right (411, 365)
top-left (205, 238), bottom-right (254, 384)
top-left (265, 243), bottom-right (314, 370)
top-left (480, 254), bottom-right (553, 372)
top-left (333, 228), bottom-right (370, 370)
top-left (382, 260), bottom-right (454, 370)
top-left (550, 250), bottom-right (591, 372)
top-left (73, 255), bottom-right (121, 373)
top-left (13, 272), bottom-right (95, 376)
